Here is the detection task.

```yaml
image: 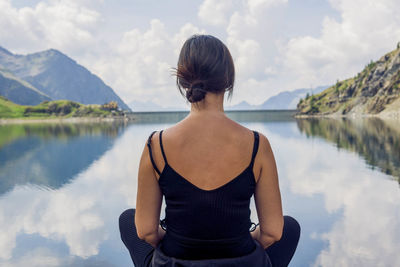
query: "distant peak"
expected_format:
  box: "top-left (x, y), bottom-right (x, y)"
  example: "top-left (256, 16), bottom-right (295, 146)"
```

top-left (0, 46), bottom-right (13, 56)
top-left (29, 48), bottom-right (74, 63)
top-left (47, 48), bottom-right (62, 53)
top-left (42, 48), bottom-right (65, 56)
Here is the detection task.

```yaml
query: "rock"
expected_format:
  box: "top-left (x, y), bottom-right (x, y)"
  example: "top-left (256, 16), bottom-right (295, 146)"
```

top-left (297, 44), bottom-right (400, 116)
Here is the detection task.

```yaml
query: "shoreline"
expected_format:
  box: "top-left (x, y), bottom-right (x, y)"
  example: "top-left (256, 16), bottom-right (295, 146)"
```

top-left (294, 111), bottom-right (400, 120)
top-left (1, 109), bottom-right (399, 124)
top-left (0, 115), bottom-right (135, 125)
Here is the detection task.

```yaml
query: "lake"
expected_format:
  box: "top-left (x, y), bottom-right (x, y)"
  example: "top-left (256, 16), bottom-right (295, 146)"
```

top-left (0, 111), bottom-right (399, 267)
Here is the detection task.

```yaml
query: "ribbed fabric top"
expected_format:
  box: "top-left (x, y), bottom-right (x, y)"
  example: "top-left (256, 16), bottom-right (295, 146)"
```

top-left (147, 130), bottom-right (260, 260)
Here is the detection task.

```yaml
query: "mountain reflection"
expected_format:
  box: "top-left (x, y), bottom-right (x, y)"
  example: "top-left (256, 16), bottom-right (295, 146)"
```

top-left (296, 118), bottom-right (400, 182)
top-left (0, 122), bottom-right (127, 195)
top-left (0, 116), bottom-right (400, 266)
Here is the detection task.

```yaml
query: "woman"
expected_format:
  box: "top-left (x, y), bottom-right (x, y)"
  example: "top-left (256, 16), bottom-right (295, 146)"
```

top-left (119, 34), bottom-right (300, 267)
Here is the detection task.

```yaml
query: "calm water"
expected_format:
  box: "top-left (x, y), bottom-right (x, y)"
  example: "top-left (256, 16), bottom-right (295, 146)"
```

top-left (0, 111), bottom-right (399, 267)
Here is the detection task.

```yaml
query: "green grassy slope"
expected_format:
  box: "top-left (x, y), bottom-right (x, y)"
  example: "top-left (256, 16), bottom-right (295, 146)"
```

top-left (0, 96), bottom-right (26, 118)
top-left (0, 97), bottom-right (124, 119)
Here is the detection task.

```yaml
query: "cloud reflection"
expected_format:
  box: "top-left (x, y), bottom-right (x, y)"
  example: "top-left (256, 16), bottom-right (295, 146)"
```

top-left (257, 124), bottom-right (400, 266)
top-left (0, 125), bottom-right (148, 264)
top-left (1, 120), bottom-right (400, 266)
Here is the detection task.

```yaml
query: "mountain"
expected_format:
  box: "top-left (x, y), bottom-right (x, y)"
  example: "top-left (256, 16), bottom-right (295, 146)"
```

top-left (0, 46), bottom-right (131, 111)
top-left (130, 85), bottom-right (328, 112)
top-left (260, 86), bottom-right (327, 110)
top-left (297, 44), bottom-right (400, 116)
top-left (226, 100), bottom-right (257, 110)
top-left (225, 86), bottom-right (327, 110)
top-left (0, 68), bottom-right (50, 105)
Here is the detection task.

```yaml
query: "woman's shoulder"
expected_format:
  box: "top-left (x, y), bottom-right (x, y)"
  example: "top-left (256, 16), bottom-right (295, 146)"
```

top-left (224, 119), bottom-right (269, 145)
top-left (162, 117), bottom-right (269, 139)
top-left (153, 116), bottom-right (271, 148)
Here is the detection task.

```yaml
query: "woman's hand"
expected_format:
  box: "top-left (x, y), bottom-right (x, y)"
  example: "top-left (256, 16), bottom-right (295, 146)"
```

top-left (250, 225), bottom-right (279, 249)
top-left (158, 225), bottom-right (166, 241)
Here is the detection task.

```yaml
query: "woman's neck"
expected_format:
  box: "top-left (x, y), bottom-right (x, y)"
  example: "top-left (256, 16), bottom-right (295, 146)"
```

top-left (189, 92), bottom-right (225, 116)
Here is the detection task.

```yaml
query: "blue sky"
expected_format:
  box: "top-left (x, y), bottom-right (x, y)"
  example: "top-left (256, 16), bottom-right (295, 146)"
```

top-left (1, 0), bottom-right (399, 109)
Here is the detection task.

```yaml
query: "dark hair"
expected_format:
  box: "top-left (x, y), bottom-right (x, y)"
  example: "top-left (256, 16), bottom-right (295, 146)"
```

top-left (175, 35), bottom-right (235, 104)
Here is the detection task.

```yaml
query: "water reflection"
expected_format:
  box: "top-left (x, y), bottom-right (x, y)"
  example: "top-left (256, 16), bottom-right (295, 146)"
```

top-left (0, 114), bottom-right (399, 266)
top-left (0, 123), bottom-right (144, 266)
top-left (0, 123), bottom-right (124, 148)
top-left (297, 118), bottom-right (400, 182)
top-left (271, 122), bottom-right (400, 266)
top-left (0, 123), bottom-right (127, 195)
top-left (131, 110), bottom-right (296, 123)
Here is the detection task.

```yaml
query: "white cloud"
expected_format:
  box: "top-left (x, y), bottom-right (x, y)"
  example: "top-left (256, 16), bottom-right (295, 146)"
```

top-left (223, 0), bottom-right (288, 105)
top-left (1, 0), bottom-right (399, 109)
top-left (88, 20), bottom-right (205, 108)
top-left (0, 0), bottom-right (101, 55)
top-left (228, 38), bottom-right (262, 77)
top-left (198, 0), bottom-right (234, 26)
top-left (247, 0), bottom-right (288, 16)
top-left (283, 0), bottom-right (400, 89)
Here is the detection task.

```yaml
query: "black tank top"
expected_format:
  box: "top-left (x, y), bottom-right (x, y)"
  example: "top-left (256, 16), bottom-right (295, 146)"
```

top-left (147, 129), bottom-right (260, 260)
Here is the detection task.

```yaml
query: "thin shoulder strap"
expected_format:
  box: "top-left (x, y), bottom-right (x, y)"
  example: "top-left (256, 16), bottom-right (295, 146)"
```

top-left (147, 131), bottom-right (161, 175)
top-left (159, 130), bottom-right (168, 165)
top-left (249, 130), bottom-right (259, 168)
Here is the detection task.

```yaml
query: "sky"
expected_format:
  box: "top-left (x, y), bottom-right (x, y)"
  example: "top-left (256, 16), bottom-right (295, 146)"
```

top-left (1, 0), bottom-right (400, 109)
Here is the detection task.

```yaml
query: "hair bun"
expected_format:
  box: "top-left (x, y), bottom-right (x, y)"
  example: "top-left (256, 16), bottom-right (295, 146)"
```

top-left (186, 81), bottom-right (207, 103)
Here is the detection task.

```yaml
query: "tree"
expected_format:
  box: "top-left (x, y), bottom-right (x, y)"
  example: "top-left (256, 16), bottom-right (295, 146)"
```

top-left (335, 80), bottom-right (340, 95)
top-left (366, 59), bottom-right (375, 70)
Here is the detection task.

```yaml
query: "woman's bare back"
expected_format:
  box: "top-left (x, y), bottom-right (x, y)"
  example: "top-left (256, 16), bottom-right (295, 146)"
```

top-left (150, 113), bottom-right (261, 191)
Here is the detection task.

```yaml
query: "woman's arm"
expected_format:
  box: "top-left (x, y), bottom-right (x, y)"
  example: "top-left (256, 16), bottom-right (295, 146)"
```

top-left (252, 133), bottom-right (284, 249)
top-left (135, 134), bottom-right (164, 247)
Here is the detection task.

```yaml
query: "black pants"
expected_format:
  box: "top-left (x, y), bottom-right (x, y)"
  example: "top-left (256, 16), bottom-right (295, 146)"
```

top-left (119, 209), bottom-right (300, 267)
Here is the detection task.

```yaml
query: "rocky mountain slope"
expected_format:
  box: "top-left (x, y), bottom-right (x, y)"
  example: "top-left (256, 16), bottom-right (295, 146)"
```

top-left (0, 68), bottom-right (50, 105)
top-left (297, 44), bottom-right (400, 116)
top-left (0, 46), bottom-right (131, 111)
